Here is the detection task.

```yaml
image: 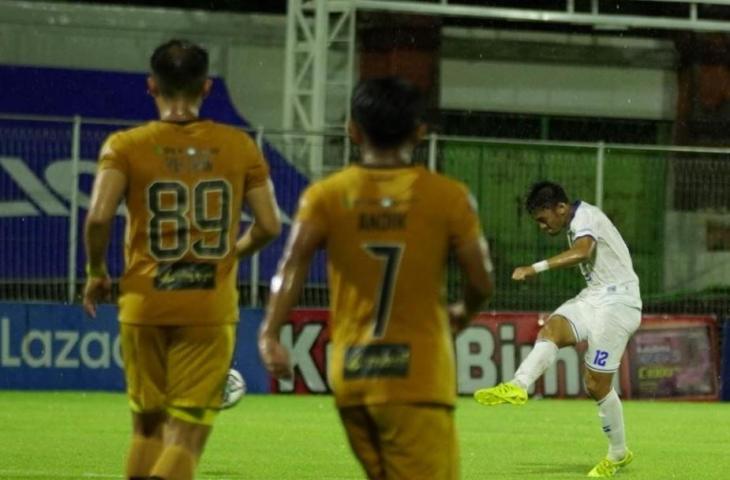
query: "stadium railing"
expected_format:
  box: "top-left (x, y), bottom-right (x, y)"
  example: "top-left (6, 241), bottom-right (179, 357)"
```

top-left (1, 113), bottom-right (729, 319)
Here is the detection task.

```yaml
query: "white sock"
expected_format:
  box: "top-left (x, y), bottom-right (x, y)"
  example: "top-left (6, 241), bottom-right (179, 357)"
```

top-left (597, 389), bottom-right (627, 461)
top-left (512, 339), bottom-right (558, 390)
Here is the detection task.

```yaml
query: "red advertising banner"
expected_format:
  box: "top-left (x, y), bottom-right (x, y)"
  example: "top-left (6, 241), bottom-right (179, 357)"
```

top-left (626, 315), bottom-right (719, 401)
top-left (270, 309), bottom-right (331, 394)
top-left (271, 310), bottom-right (719, 400)
top-left (455, 311), bottom-right (632, 398)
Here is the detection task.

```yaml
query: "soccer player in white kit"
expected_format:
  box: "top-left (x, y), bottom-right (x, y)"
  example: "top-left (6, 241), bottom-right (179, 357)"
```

top-left (474, 181), bottom-right (641, 478)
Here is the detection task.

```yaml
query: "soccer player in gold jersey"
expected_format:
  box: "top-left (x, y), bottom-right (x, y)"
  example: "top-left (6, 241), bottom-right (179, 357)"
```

top-left (258, 76), bottom-right (495, 480)
top-left (82, 40), bottom-right (281, 480)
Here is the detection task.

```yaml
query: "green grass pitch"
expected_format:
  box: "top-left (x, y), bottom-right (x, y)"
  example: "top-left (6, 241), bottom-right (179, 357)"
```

top-left (1, 392), bottom-right (729, 479)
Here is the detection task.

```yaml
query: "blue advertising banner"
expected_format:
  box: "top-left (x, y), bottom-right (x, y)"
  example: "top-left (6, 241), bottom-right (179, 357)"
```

top-left (0, 302), bottom-right (270, 393)
top-left (2, 303), bottom-right (723, 402)
top-left (0, 65), bottom-right (315, 284)
top-left (0, 65), bottom-right (243, 123)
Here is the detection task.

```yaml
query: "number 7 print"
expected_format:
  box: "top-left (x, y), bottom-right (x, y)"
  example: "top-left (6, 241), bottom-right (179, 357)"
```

top-left (362, 243), bottom-right (404, 338)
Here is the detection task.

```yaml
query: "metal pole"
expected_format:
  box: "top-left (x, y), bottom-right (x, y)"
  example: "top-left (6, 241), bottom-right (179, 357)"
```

top-left (283, 0), bottom-right (299, 131)
top-left (344, 132), bottom-right (352, 166)
top-left (428, 132), bottom-right (438, 172)
top-left (343, 7), bottom-right (357, 167)
top-left (67, 115), bottom-right (82, 303)
top-left (250, 127), bottom-right (266, 308)
top-left (310, 0), bottom-right (329, 179)
top-left (596, 141), bottom-right (605, 210)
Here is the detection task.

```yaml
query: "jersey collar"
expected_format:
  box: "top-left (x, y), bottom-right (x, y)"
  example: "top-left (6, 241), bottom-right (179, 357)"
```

top-left (568, 200), bottom-right (582, 225)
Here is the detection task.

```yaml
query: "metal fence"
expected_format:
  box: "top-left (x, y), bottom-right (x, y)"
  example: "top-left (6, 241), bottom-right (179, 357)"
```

top-left (1, 113), bottom-right (729, 316)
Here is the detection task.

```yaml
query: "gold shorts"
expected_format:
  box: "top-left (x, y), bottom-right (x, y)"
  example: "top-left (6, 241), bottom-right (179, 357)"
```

top-left (120, 323), bottom-right (236, 425)
top-left (339, 403), bottom-right (458, 480)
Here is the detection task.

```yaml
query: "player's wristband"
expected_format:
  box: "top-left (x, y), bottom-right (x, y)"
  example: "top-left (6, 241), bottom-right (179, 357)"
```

top-left (85, 263), bottom-right (108, 278)
top-left (531, 260), bottom-right (550, 273)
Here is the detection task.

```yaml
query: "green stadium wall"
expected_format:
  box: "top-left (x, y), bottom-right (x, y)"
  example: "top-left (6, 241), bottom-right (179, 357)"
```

top-left (442, 142), bottom-right (665, 311)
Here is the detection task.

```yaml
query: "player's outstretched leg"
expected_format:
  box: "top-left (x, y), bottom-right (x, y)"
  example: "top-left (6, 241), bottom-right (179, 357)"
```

top-left (587, 450), bottom-right (633, 477)
top-left (473, 338), bottom-right (559, 406)
top-left (473, 381), bottom-right (527, 406)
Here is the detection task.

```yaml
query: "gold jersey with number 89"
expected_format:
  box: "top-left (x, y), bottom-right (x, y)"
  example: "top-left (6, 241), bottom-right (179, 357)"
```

top-left (98, 120), bottom-right (269, 326)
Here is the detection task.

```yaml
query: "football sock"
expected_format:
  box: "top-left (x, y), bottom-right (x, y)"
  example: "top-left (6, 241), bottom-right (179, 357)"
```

top-left (597, 389), bottom-right (627, 461)
top-left (149, 445), bottom-right (197, 480)
top-left (512, 339), bottom-right (558, 390)
top-left (126, 435), bottom-right (163, 479)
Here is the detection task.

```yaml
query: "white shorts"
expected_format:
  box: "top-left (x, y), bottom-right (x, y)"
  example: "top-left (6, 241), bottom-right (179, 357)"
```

top-left (552, 298), bottom-right (641, 372)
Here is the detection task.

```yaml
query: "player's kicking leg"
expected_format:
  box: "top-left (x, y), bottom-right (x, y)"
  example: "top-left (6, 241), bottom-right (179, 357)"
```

top-left (474, 314), bottom-right (576, 406)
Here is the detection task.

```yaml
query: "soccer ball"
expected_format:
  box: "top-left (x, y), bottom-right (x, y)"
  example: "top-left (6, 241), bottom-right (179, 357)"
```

top-left (221, 368), bottom-right (246, 409)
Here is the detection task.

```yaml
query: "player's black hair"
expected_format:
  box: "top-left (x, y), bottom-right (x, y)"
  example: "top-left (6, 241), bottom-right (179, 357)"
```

top-left (525, 181), bottom-right (570, 213)
top-left (350, 76), bottom-right (425, 149)
top-left (150, 39), bottom-right (209, 98)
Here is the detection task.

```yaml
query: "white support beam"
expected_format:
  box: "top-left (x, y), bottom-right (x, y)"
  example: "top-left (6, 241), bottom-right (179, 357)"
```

top-left (284, 0), bottom-right (730, 178)
top-left (642, 0), bottom-right (730, 4)
top-left (329, 0), bottom-right (730, 33)
top-left (284, 0), bottom-right (356, 178)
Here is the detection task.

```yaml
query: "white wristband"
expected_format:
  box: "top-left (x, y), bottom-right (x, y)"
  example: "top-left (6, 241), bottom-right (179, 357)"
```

top-left (532, 260), bottom-right (550, 273)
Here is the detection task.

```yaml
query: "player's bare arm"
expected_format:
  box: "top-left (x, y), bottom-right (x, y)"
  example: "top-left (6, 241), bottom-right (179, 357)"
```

top-left (83, 168), bottom-right (127, 317)
top-left (450, 235), bottom-right (495, 333)
top-left (235, 179), bottom-right (281, 258)
top-left (258, 220), bottom-right (324, 379)
top-left (512, 235), bottom-right (596, 281)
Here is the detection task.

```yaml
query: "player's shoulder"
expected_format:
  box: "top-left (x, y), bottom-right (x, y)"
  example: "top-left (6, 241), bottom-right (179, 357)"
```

top-left (304, 166), bottom-right (354, 195)
top-left (103, 122), bottom-right (152, 146)
top-left (300, 166), bottom-right (372, 205)
top-left (307, 165), bottom-right (470, 195)
top-left (205, 120), bottom-right (256, 141)
top-left (427, 169), bottom-right (468, 188)
top-left (220, 124), bottom-right (262, 161)
top-left (420, 169), bottom-right (473, 201)
top-left (576, 201), bottom-right (607, 220)
top-left (572, 201), bottom-right (613, 231)
top-left (104, 120), bottom-right (176, 147)
top-left (119, 120), bottom-right (254, 143)
top-left (98, 124), bottom-right (152, 161)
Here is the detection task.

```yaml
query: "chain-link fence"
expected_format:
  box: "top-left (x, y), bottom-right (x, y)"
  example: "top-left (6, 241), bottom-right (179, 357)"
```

top-left (440, 137), bottom-right (730, 316)
top-left (1, 114), bottom-right (729, 317)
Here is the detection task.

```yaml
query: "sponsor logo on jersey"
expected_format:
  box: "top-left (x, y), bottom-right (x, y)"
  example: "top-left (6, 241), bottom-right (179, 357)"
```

top-left (154, 262), bottom-right (216, 290)
top-left (344, 344), bottom-right (410, 378)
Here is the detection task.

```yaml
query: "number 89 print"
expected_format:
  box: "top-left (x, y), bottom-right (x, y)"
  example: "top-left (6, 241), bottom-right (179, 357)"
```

top-left (146, 179), bottom-right (232, 261)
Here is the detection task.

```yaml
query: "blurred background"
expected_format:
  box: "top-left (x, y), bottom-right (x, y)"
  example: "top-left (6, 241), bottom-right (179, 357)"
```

top-left (1, 0), bottom-right (728, 400)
